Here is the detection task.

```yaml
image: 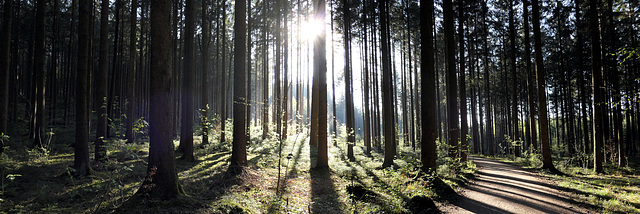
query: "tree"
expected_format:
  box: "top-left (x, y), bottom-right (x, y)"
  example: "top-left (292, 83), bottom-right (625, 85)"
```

top-left (523, 0), bottom-right (538, 152)
top-left (179, 0), bottom-right (196, 162)
top-left (343, 0), bottom-right (356, 162)
top-left (75, 0), bottom-right (92, 176)
top-left (589, 0), bottom-right (604, 173)
top-left (532, 0), bottom-right (556, 171)
top-left (310, 0), bottom-right (328, 169)
top-left (96, 0), bottom-right (110, 162)
top-left (136, 0), bottom-right (184, 198)
top-left (126, 0), bottom-right (138, 144)
top-left (421, 0), bottom-right (437, 171)
top-left (458, 0), bottom-right (468, 161)
top-left (509, 0), bottom-right (519, 156)
top-left (202, 0), bottom-right (211, 145)
top-left (380, 0), bottom-right (396, 168)
top-left (0, 0), bottom-right (13, 143)
top-left (231, 0), bottom-right (248, 170)
top-left (444, 0), bottom-right (459, 160)
top-left (32, 0), bottom-right (47, 148)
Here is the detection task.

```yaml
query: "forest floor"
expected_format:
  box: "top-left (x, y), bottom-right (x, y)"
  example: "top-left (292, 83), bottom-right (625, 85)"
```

top-left (439, 156), bottom-right (592, 213)
top-left (0, 124), bottom-right (474, 214)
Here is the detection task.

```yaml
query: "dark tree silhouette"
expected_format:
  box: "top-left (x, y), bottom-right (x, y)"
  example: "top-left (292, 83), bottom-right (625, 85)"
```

top-left (136, 0), bottom-right (184, 198)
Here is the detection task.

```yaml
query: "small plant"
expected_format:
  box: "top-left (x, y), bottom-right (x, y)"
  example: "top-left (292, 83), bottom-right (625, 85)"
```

top-left (1, 174), bottom-right (21, 193)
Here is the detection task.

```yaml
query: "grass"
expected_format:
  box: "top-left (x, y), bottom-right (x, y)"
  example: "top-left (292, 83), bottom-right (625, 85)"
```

top-left (0, 121), bottom-right (474, 213)
top-left (491, 151), bottom-right (640, 213)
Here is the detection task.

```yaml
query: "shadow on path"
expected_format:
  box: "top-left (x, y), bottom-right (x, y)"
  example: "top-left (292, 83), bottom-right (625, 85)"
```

top-left (441, 156), bottom-right (589, 214)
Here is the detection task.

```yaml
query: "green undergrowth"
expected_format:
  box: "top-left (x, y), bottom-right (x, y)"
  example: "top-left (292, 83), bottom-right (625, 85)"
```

top-left (1, 122), bottom-right (474, 213)
top-left (489, 152), bottom-right (640, 213)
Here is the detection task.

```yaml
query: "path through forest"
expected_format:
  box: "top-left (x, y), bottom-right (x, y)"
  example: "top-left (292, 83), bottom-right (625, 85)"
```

top-left (440, 156), bottom-right (590, 214)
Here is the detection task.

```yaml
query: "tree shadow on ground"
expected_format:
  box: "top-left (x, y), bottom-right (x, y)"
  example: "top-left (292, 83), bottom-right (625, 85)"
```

top-left (310, 167), bottom-right (343, 213)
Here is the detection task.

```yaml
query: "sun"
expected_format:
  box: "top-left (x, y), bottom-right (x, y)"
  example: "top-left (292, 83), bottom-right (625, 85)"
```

top-left (300, 18), bottom-right (324, 41)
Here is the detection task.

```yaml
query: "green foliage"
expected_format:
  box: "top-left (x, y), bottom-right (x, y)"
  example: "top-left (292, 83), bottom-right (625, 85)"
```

top-left (28, 130), bottom-right (55, 161)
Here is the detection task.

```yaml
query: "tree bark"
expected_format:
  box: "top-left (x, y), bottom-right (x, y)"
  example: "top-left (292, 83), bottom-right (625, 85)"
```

top-left (136, 0), bottom-right (184, 198)
top-left (32, 0), bottom-right (47, 148)
top-left (421, 0), bottom-right (437, 171)
top-left (589, 0), bottom-right (604, 173)
top-left (126, 0), bottom-right (138, 144)
top-left (75, 0), bottom-right (92, 176)
top-left (201, 0), bottom-right (210, 145)
top-left (310, 0), bottom-right (328, 169)
top-left (231, 0), bottom-right (248, 170)
top-left (380, 0), bottom-right (396, 168)
top-left (0, 0), bottom-right (14, 142)
top-left (459, 0), bottom-right (468, 161)
top-left (532, 0), bottom-right (556, 170)
top-left (444, 0), bottom-right (459, 160)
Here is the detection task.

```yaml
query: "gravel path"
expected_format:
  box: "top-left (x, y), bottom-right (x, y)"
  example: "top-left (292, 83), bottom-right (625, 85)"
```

top-left (440, 156), bottom-right (590, 214)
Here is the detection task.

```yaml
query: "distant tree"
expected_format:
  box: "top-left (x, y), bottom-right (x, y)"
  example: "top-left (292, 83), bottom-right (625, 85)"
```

top-left (532, 0), bottom-right (556, 171)
top-left (136, 0), bottom-right (184, 198)
top-left (231, 0), bottom-right (248, 170)
top-left (75, 0), bottom-right (92, 176)
top-left (421, 0), bottom-right (437, 171)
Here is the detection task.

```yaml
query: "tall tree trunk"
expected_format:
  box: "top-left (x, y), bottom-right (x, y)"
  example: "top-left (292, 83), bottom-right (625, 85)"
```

top-left (179, 0), bottom-right (195, 161)
top-left (483, 0), bottom-right (494, 155)
top-left (32, 0), bottom-right (47, 148)
top-left (444, 0), bottom-right (459, 160)
top-left (136, 0), bottom-right (185, 198)
top-left (310, 0), bottom-right (328, 169)
top-left (245, 0), bottom-right (252, 142)
top-left (589, 0), bottom-right (604, 173)
top-left (524, 0), bottom-right (538, 152)
top-left (96, 0), bottom-right (110, 162)
top-left (0, 0), bottom-right (14, 143)
top-left (201, 0), bottom-right (210, 145)
top-left (509, 0), bottom-right (520, 156)
top-left (532, 0), bottom-right (556, 170)
top-left (421, 0), bottom-right (437, 171)
top-left (380, 0), bottom-right (396, 168)
top-left (344, 0), bottom-right (356, 161)
top-left (220, 0), bottom-right (227, 143)
top-left (75, 0), bottom-right (91, 176)
top-left (126, 0), bottom-right (138, 144)
top-left (458, 0), bottom-right (468, 161)
top-left (231, 0), bottom-right (248, 170)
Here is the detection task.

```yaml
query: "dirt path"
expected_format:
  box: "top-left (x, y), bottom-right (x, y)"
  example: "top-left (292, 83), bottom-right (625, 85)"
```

top-left (440, 156), bottom-right (590, 214)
